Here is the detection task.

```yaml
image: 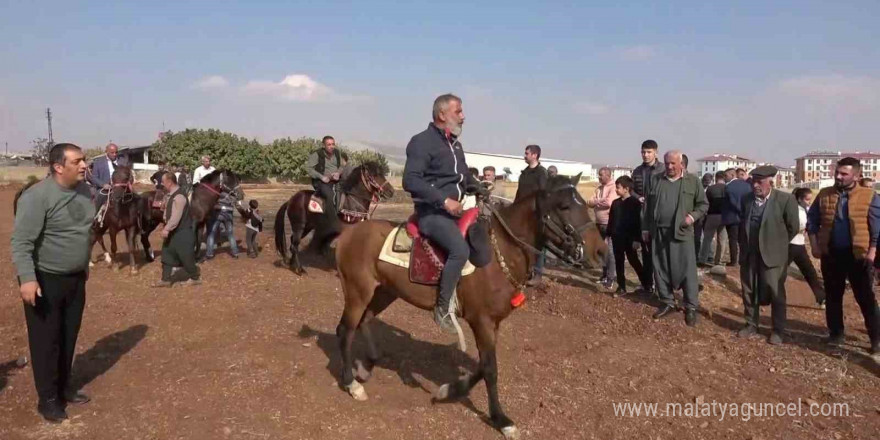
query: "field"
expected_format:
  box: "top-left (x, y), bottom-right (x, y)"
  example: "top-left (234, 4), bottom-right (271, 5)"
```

top-left (0, 182), bottom-right (878, 440)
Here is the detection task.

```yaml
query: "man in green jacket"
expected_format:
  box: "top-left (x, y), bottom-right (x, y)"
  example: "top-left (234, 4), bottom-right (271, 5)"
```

top-left (12, 143), bottom-right (95, 422)
top-left (642, 150), bottom-right (709, 326)
top-left (736, 166), bottom-right (799, 345)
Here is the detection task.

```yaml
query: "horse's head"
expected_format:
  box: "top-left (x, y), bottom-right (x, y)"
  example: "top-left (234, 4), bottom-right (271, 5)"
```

top-left (109, 166), bottom-right (134, 203)
top-left (538, 173), bottom-right (591, 265)
top-left (203, 169), bottom-right (245, 201)
top-left (354, 161), bottom-right (394, 200)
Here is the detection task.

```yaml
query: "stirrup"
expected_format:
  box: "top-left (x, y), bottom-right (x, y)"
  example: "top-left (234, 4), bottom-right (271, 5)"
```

top-left (436, 293), bottom-right (467, 352)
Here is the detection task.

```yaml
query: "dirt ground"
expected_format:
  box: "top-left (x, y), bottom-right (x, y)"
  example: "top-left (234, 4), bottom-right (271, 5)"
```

top-left (0, 184), bottom-right (878, 440)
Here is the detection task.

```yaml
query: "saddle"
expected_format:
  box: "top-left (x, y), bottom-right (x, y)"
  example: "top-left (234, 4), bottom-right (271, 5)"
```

top-left (397, 208), bottom-right (484, 285)
top-left (308, 191), bottom-right (368, 223)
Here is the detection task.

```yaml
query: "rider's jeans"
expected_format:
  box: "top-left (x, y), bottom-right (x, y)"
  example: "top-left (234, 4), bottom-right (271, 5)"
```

top-left (206, 210), bottom-right (238, 257)
top-left (416, 205), bottom-right (470, 310)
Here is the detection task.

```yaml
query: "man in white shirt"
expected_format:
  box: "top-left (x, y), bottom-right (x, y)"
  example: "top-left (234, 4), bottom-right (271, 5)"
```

top-left (192, 155), bottom-right (216, 184)
top-left (787, 188), bottom-right (826, 308)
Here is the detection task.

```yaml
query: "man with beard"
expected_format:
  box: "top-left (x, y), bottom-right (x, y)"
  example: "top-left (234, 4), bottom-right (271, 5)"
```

top-left (807, 157), bottom-right (880, 355)
top-left (12, 144), bottom-right (95, 422)
top-left (403, 94), bottom-right (482, 331)
top-left (632, 140), bottom-right (664, 295)
top-left (736, 166), bottom-right (799, 345)
top-left (642, 150), bottom-right (708, 326)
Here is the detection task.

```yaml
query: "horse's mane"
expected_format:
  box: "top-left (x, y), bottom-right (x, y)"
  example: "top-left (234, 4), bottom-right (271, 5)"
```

top-left (340, 161), bottom-right (383, 192)
top-left (111, 165), bottom-right (132, 183)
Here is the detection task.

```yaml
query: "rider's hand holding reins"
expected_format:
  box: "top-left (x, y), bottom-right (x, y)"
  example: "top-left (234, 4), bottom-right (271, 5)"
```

top-left (444, 198), bottom-right (463, 216)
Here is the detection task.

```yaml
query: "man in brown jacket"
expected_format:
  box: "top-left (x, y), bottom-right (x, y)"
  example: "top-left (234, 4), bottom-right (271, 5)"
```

top-left (807, 157), bottom-right (879, 355)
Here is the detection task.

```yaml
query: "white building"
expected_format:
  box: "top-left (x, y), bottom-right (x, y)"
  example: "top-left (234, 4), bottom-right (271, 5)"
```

top-left (464, 151), bottom-right (593, 182)
top-left (795, 150), bottom-right (880, 183)
top-left (696, 154), bottom-right (756, 177)
top-left (590, 165), bottom-right (633, 182)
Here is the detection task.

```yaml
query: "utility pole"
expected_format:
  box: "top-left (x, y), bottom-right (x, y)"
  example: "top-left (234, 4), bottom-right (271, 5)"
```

top-left (46, 107), bottom-right (54, 144)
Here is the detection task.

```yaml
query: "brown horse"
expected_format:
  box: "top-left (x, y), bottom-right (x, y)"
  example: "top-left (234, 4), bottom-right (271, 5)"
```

top-left (333, 174), bottom-right (592, 439)
top-left (188, 169), bottom-right (244, 256)
top-left (90, 166), bottom-right (143, 274)
top-left (136, 189), bottom-right (168, 262)
top-left (273, 162), bottom-right (394, 275)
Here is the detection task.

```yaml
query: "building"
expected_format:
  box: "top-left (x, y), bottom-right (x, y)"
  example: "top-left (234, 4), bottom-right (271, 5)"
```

top-left (590, 165), bottom-right (633, 182)
top-left (696, 154), bottom-right (757, 177)
top-left (92, 145), bottom-right (159, 182)
top-left (463, 151), bottom-right (593, 182)
top-left (795, 150), bottom-right (880, 183)
top-left (755, 163), bottom-right (796, 187)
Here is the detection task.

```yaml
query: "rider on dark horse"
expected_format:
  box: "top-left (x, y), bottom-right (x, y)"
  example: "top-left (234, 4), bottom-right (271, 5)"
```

top-left (307, 135), bottom-right (343, 230)
top-left (88, 143), bottom-right (128, 210)
top-left (403, 93), bottom-right (481, 331)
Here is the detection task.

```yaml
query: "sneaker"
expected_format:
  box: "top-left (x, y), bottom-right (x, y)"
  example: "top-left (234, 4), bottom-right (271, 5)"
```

top-left (602, 278), bottom-right (614, 289)
top-left (248, 253), bottom-right (257, 259)
top-left (768, 332), bottom-right (784, 345)
top-left (433, 305), bottom-right (458, 334)
top-left (612, 287), bottom-right (627, 298)
top-left (179, 279), bottom-right (203, 287)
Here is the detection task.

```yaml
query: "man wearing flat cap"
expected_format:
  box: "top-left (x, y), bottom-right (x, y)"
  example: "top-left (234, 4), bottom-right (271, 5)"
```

top-left (737, 166), bottom-right (799, 345)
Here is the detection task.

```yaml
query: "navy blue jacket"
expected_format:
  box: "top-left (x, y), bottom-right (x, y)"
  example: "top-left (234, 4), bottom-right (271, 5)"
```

top-left (403, 123), bottom-right (478, 210)
top-left (721, 178), bottom-right (752, 225)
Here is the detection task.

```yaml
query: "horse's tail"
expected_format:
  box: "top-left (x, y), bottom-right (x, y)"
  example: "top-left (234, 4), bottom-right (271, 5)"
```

top-left (274, 200), bottom-right (290, 260)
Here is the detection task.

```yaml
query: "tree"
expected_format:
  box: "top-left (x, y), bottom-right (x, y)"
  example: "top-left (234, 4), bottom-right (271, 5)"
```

top-left (31, 138), bottom-right (52, 166)
top-left (149, 129), bottom-right (271, 179)
top-left (83, 147), bottom-right (105, 159)
top-left (266, 137), bottom-right (322, 182)
top-left (348, 149), bottom-right (389, 175)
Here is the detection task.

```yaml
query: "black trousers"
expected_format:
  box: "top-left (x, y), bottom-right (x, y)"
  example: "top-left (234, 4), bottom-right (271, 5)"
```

top-left (312, 179), bottom-right (337, 219)
top-left (612, 236), bottom-right (649, 290)
top-left (246, 229), bottom-right (259, 255)
top-left (741, 252), bottom-right (787, 331)
top-left (726, 223), bottom-right (740, 264)
top-left (23, 270), bottom-right (87, 400)
top-left (820, 249), bottom-right (880, 344)
top-left (787, 244), bottom-right (826, 303)
top-left (693, 217), bottom-right (705, 256)
top-left (416, 206), bottom-right (470, 310)
top-left (640, 241), bottom-right (654, 290)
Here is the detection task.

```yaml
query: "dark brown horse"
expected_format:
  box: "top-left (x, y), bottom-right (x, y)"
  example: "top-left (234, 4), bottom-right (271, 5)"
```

top-left (273, 162), bottom-right (394, 275)
top-left (90, 166), bottom-right (143, 274)
top-left (188, 169), bottom-right (244, 256)
top-left (136, 189), bottom-right (168, 262)
top-left (332, 175), bottom-right (592, 439)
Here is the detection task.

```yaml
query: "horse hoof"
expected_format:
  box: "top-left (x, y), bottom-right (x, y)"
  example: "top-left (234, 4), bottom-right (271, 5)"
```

top-left (433, 383), bottom-right (450, 401)
top-left (103, 253), bottom-right (112, 264)
top-left (346, 381), bottom-right (368, 401)
top-left (130, 268), bottom-right (139, 275)
top-left (354, 361), bottom-right (372, 383)
top-left (501, 426), bottom-right (520, 440)
top-left (88, 261), bottom-right (94, 268)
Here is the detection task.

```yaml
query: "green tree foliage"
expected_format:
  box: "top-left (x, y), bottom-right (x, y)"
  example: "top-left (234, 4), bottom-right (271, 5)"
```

top-left (31, 138), bottom-right (52, 165)
top-left (149, 128), bottom-right (388, 181)
top-left (266, 137), bottom-right (322, 181)
top-left (348, 149), bottom-right (389, 175)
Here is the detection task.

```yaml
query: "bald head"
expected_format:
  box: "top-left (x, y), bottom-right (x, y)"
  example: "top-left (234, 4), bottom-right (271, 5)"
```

top-left (664, 150), bottom-right (683, 179)
top-left (105, 143), bottom-right (118, 161)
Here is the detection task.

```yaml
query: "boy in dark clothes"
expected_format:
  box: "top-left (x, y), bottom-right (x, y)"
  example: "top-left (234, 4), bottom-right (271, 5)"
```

top-left (236, 199), bottom-right (263, 258)
top-left (608, 176), bottom-right (650, 297)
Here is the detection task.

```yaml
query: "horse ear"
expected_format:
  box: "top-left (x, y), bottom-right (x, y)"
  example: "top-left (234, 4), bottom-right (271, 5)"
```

top-left (571, 172), bottom-right (582, 185)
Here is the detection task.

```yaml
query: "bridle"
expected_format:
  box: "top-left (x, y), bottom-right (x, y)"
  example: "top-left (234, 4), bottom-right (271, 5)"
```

top-left (201, 171), bottom-right (242, 199)
top-left (340, 167), bottom-right (391, 221)
top-left (486, 183), bottom-right (589, 267)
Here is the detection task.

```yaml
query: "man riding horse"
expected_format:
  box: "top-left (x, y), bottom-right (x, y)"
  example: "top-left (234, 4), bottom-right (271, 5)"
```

top-left (307, 136), bottom-right (343, 225)
top-left (89, 143), bottom-right (129, 210)
top-left (402, 93), bottom-right (484, 332)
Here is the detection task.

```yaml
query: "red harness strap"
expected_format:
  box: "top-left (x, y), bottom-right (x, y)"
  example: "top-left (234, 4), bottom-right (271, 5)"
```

top-left (200, 183), bottom-right (221, 196)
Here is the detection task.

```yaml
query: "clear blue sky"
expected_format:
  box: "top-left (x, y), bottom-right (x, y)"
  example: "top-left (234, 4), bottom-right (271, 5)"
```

top-left (2, 0), bottom-right (879, 166)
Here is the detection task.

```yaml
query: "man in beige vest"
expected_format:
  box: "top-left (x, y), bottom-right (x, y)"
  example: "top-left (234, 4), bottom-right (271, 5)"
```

top-left (807, 157), bottom-right (879, 355)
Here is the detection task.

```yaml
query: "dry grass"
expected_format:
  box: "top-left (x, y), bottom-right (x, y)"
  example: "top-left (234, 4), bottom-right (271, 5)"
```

top-left (0, 166), bottom-right (44, 183)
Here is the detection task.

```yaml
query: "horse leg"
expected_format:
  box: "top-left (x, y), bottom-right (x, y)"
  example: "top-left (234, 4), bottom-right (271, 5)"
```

top-left (354, 287), bottom-right (397, 383)
top-left (126, 228), bottom-right (138, 275)
top-left (110, 228), bottom-right (120, 271)
top-left (288, 209), bottom-right (308, 275)
top-left (336, 279), bottom-right (374, 401)
top-left (142, 227), bottom-right (154, 263)
top-left (474, 319), bottom-right (518, 439)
